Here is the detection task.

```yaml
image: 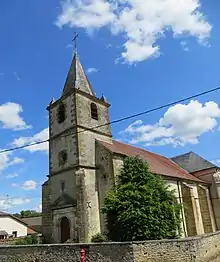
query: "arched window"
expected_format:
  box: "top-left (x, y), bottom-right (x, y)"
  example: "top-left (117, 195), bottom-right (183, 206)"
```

top-left (57, 103), bottom-right (66, 124)
top-left (91, 103), bottom-right (98, 120)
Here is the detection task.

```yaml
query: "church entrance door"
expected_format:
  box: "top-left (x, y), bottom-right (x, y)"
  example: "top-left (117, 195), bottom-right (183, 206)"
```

top-left (60, 217), bottom-right (70, 243)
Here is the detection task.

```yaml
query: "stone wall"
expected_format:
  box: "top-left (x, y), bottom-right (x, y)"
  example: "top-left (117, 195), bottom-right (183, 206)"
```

top-left (0, 243), bottom-right (133, 262)
top-left (42, 181), bottom-right (52, 243)
top-left (191, 168), bottom-right (220, 231)
top-left (96, 141), bottom-right (115, 234)
top-left (132, 231), bottom-right (220, 262)
top-left (181, 183), bottom-right (197, 236)
top-left (165, 179), bottom-right (187, 237)
top-left (198, 186), bottom-right (213, 233)
top-left (1, 231), bottom-right (220, 262)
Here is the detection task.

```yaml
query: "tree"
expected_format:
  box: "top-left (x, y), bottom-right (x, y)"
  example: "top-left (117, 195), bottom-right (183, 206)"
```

top-left (91, 233), bottom-right (108, 243)
top-left (14, 210), bottom-right (41, 218)
top-left (14, 235), bottom-right (39, 245)
top-left (102, 156), bottom-right (181, 242)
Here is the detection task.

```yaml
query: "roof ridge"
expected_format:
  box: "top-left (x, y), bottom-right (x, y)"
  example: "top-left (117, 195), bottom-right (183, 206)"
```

top-left (109, 140), bottom-right (202, 182)
top-left (192, 152), bottom-right (216, 167)
top-left (113, 140), bottom-right (190, 170)
top-left (113, 139), bottom-right (161, 157)
top-left (171, 151), bottom-right (192, 159)
top-left (171, 151), bottom-right (216, 173)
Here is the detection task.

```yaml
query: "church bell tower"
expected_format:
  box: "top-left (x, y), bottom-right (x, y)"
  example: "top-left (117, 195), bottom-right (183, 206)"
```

top-left (42, 49), bottom-right (112, 243)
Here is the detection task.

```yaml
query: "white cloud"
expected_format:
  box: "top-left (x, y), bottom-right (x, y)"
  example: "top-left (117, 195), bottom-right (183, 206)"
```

top-left (0, 151), bottom-right (24, 173)
top-left (12, 128), bottom-right (49, 153)
top-left (56, 0), bottom-right (115, 29)
top-left (9, 157), bottom-right (24, 166)
top-left (6, 173), bottom-right (19, 179)
top-left (0, 102), bottom-right (31, 130)
top-left (11, 183), bottom-right (19, 188)
top-left (66, 43), bottom-right (74, 49)
top-left (35, 204), bottom-right (42, 212)
top-left (56, 0), bottom-right (211, 63)
top-left (180, 41), bottom-right (189, 51)
top-left (22, 180), bottom-right (37, 191)
top-left (106, 44), bottom-right (112, 49)
top-left (0, 152), bottom-right (10, 173)
top-left (87, 67), bottom-right (99, 74)
top-left (13, 72), bottom-right (21, 81)
top-left (0, 197), bottom-right (30, 211)
top-left (120, 100), bottom-right (220, 147)
top-left (12, 180), bottom-right (37, 191)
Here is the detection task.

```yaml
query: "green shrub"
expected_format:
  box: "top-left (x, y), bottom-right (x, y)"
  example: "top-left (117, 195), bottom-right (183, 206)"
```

top-left (91, 233), bottom-right (108, 242)
top-left (15, 235), bottom-right (39, 245)
top-left (65, 239), bottom-right (73, 243)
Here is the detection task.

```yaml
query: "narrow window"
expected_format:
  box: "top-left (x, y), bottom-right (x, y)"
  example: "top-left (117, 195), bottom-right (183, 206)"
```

top-left (59, 150), bottom-right (68, 166)
top-left (12, 231), bottom-right (17, 238)
top-left (61, 181), bottom-right (65, 193)
top-left (91, 103), bottom-right (98, 120)
top-left (57, 103), bottom-right (66, 123)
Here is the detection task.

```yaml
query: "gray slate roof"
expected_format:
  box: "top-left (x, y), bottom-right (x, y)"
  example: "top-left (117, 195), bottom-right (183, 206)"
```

top-left (21, 216), bottom-right (42, 226)
top-left (171, 152), bottom-right (217, 173)
top-left (0, 230), bottom-right (8, 236)
top-left (21, 216), bottom-right (42, 233)
top-left (62, 53), bottom-right (95, 97)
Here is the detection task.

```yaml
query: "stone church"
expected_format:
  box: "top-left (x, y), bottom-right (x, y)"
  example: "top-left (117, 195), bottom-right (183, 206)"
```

top-left (42, 51), bottom-right (220, 243)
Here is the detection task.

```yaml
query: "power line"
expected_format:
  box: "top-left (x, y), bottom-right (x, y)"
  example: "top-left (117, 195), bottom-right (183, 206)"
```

top-left (101, 86), bottom-right (220, 126)
top-left (0, 86), bottom-right (220, 155)
top-left (0, 196), bottom-right (41, 212)
top-left (0, 196), bottom-right (41, 201)
top-left (63, 86), bottom-right (220, 137)
top-left (0, 140), bottom-right (48, 154)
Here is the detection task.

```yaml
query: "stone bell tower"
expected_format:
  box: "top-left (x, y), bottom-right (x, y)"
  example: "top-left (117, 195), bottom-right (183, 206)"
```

top-left (42, 51), bottom-right (112, 243)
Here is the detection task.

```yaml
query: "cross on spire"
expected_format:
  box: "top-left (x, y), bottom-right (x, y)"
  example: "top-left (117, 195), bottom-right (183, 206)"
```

top-left (72, 32), bottom-right (79, 54)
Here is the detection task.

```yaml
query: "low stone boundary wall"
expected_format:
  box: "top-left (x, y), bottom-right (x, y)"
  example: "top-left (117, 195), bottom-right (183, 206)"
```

top-left (0, 231), bottom-right (220, 262)
top-left (133, 231), bottom-right (220, 262)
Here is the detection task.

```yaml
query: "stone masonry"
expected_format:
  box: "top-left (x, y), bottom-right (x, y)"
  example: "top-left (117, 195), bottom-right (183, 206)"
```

top-left (198, 185), bottom-right (213, 233)
top-left (42, 53), bottom-right (113, 243)
top-left (181, 183), bottom-right (197, 236)
top-left (1, 230), bottom-right (220, 262)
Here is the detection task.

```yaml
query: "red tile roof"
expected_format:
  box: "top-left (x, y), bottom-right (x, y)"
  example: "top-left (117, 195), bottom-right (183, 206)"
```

top-left (98, 140), bottom-right (202, 183)
top-left (27, 227), bottom-right (38, 235)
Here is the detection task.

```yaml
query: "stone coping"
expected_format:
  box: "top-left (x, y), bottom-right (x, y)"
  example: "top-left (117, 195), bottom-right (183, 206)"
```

top-left (1, 230), bottom-right (219, 248)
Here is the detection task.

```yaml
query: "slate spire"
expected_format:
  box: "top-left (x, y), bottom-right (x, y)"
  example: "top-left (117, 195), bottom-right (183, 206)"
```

top-left (62, 52), bottom-right (95, 97)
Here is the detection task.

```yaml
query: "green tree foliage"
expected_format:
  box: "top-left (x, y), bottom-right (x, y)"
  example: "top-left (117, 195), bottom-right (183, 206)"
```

top-left (13, 210), bottom-right (41, 218)
top-left (14, 235), bottom-right (39, 245)
top-left (91, 233), bottom-right (108, 243)
top-left (102, 156), bottom-right (181, 241)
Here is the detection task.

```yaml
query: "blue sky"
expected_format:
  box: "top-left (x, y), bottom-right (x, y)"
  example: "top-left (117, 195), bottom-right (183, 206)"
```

top-left (0, 0), bottom-right (220, 213)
